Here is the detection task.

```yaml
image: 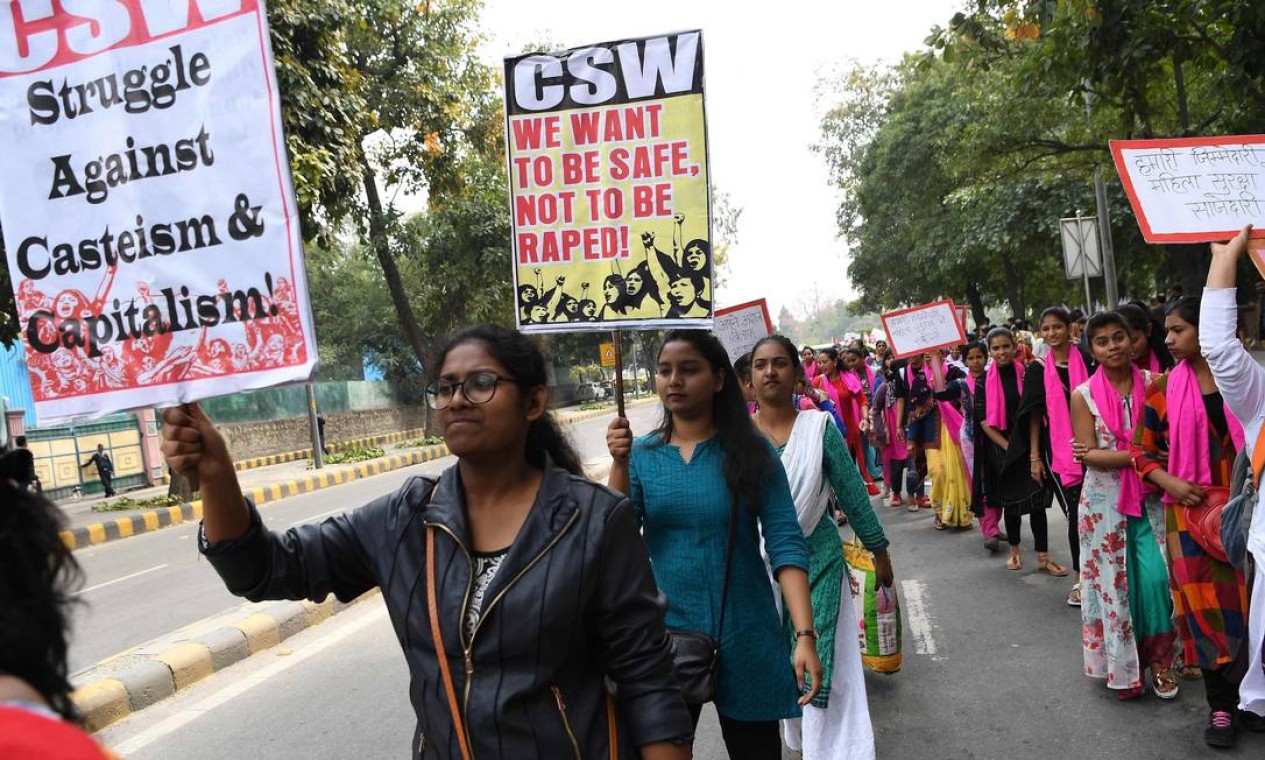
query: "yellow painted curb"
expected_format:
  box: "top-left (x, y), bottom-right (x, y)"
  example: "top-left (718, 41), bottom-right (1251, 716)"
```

top-left (233, 613), bottom-right (281, 653)
top-left (143, 511), bottom-right (160, 531)
top-left (87, 523), bottom-right (106, 545)
top-left (154, 642), bottom-right (215, 691)
top-left (115, 518), bottom-right (134, 538)
top-left (72, 678), bottom-right (130, 732)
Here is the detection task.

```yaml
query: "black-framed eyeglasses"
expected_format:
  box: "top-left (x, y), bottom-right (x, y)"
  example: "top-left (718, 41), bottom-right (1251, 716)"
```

top-left (425, 371), bottom-right (518, 410)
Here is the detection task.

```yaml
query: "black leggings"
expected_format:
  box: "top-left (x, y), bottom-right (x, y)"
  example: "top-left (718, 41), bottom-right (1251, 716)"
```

top-left (1004, 509), bottom-right (1049, 552)
top-left (687, 703), bottom-right (780, 760)
top-left (1055, 483), bottom-right (1082, 571)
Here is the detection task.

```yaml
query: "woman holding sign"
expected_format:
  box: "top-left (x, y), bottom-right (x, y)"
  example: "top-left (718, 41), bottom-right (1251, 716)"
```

top-left (1131, 295), bottom-right (1258, 745)
top-left (607, 330), bottom-right (823, 760)
top-left (1197, 226), bottom-right (1265, 737)
top-left (748, 335), bottom-right (890, 760)
top-left (163, 325), bottom-right (694, 759)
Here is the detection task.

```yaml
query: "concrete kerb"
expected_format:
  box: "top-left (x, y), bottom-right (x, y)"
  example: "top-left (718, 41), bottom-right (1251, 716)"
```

top-left (72, 591), bottom-right (379, 733)
top-left (70, 457), bottom-right (615, 733)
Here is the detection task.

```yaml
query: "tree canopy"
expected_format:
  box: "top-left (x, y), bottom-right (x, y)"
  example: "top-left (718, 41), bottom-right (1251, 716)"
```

top-left (818, 0), bottom-right (1265, 323)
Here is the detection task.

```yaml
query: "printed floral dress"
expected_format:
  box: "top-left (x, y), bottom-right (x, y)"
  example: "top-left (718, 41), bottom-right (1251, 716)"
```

top-left (1075, 382), bottom-right (1176, 691)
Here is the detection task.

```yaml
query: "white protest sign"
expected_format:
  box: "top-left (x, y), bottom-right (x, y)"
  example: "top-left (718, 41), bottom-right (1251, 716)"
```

top-left (0, 1), bottom-right (316, 424)
top-left (713, 299), bottom-right (772, 366)
top-left (880, 299), bottom-right (967, 359)
top-left (1110, 135), bottom-right (1265, 244)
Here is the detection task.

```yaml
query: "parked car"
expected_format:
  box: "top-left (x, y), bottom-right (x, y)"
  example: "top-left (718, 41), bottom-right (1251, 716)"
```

top-left (576, 382), bottom-right (607, 402)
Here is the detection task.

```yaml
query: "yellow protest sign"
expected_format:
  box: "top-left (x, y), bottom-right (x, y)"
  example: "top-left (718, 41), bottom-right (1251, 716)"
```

top-left (504, 30), bottom-right (712, 333)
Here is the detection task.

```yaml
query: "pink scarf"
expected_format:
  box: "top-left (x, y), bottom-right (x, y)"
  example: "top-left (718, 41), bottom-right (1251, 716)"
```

top-left (1045, 349), bottom-right (1088, 488)
top-left (1164, 360), bottom-right (1246, 503)
top-left (984, 361), bottom-right (1024, 430)
top-left (804, 360), bottom-right (818, 380)
top-left (1139, 350), bottom-right (1161, 373)
top-left (1089, 365), bottom-right (1145, 518)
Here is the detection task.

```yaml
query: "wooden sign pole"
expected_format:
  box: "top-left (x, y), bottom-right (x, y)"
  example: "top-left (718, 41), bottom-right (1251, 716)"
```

top-left (613, 330), bottom-right (626, 418)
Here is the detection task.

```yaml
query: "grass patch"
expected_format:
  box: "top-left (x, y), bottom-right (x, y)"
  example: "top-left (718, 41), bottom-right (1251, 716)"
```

top-left (93, 494), bottom-right (183, 512)
top-left (311, 445), bottom-right (384, 467)
top-left (578, 401), bottom-right (612, 411)
top-left (398, 435), bottom-right (445, 448)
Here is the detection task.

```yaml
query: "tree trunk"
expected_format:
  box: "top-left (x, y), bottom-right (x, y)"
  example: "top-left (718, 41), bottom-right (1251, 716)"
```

top-left (359, 148), bottom-right (431, 371)
top-left (964, 281), bottom-right (987, 328)
top-left (1173, 57), bottom-right (1190, 135)
top-left (1001, 260), bottom-right (1024, 321)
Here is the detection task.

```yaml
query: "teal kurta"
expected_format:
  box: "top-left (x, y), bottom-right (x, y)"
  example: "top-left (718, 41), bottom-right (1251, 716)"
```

top-left (628, 433), bottom-right (809, 721)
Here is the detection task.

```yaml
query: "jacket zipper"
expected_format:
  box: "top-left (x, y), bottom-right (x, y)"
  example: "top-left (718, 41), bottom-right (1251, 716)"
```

top-left (463, 509), bottom-right (579, 741)
top-left (551, 685), bottom-right (584, 760)
top-left (431, 509), bottom-right (580, 754)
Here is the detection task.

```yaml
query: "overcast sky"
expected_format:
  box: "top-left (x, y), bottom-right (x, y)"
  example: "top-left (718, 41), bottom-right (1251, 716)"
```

top-left (479, 0), bottom-right (964, 319)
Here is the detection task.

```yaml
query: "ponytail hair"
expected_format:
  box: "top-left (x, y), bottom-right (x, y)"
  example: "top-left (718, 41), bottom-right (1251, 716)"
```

top-left (434, 324), bottom-right (584, 476)
top-left (652, 330), bottom-right (775, 514)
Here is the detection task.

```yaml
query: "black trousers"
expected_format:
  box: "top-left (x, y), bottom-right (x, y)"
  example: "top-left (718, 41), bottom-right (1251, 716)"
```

top-left (1005, 508), bottom-right (1049, 552)
top-left (99, 470), bottom-right (115, 497)
top-left (687, 702), bottom-right (780, 760)
top-left (1051, 482), bottom-right (1083, 571)
top-left (1203, 636), bottom-right (1250, 712)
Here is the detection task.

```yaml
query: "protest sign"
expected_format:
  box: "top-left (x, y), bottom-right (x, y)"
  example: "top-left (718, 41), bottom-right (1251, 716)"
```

top-left (503, 30), bottom-right (711, 333)
top-left (1110, 135), bottom-right (1265, 244)
top-left (0, 0), bottom-right (315, 424)
top-left (880, 300), bottom-right (967, 359)
top-left (713, 299), bottom-right (772, 366)
top-left (955, 304), bottom-right (968, 334)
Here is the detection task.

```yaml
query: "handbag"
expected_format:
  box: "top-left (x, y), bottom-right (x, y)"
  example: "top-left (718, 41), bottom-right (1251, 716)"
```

top-left (1184, 486), bottom-right (1230, 564)
top-left (667, 495), bottom-right (738, 705)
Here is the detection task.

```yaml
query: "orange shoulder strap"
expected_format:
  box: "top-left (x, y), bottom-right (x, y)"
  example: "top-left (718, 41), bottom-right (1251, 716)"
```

top-left (1252, 423), bottom-right (1265, 489)
top-left (427, 525), bottom-right (473, 760)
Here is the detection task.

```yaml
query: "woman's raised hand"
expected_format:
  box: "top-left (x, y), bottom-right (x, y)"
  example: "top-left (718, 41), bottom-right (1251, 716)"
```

top-left (606, 417), bottom-right (633, 463)
top-left (161, 403), bottom-right (232, 489)
top-left (1210, 225), bottom-right (1253, 260)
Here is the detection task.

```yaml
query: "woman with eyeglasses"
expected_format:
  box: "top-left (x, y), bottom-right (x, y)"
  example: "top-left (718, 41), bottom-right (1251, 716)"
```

top-left (161, 324), bottom-right (692, 759)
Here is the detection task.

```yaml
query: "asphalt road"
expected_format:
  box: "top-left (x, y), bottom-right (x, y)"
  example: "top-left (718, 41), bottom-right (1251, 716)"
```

top-left (96, 481), bottom-right (1265, 758)
top-left (68, 403), bottom-right (659, 674)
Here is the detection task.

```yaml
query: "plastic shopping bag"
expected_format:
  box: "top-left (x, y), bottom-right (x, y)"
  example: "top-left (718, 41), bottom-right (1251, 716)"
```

top-left (844, 539), bottom-right (902, 674)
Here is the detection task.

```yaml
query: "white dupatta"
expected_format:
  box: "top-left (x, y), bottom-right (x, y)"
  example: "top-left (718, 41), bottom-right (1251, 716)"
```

top-left (781, 410), bottom-right (832, 536)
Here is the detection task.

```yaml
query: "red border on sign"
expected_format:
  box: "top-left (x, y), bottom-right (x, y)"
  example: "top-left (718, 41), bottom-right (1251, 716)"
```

top-left (880, 299), bottom-right (968, 359)
top-left (1109, 135), bottom-right (1265, 244)
top-left (715, 298), bottom-right (773, 334)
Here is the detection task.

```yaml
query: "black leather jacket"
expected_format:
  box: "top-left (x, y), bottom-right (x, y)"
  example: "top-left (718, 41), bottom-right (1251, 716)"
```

top-left (202, 462), bottom-right (691, 758)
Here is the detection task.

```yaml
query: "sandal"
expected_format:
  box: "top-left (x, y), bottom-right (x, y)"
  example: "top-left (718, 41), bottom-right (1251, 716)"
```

top-left (1005, 549), bottom-right (1022, 571)
top-left (934, 515), bottom-right (946, 530)
top-left (1179, 666), bottom-right (1202, 681)
top-left (1036, 552), bottom-right (1069, 577)
top-left (1114, 685), bottom-right (1144, 701)
top-left (1152, 669), bottom-right (1180, 700)
top-left (1066, 583), bottom-right (1081, 607)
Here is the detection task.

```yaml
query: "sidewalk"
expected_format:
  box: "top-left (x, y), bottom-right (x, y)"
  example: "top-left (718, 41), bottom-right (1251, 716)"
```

top-left (57, 397), bottom-right (653, 550)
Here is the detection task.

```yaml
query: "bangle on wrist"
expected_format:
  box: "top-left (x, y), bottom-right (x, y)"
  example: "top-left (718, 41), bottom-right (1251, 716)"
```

top-left (795, 629), bottom-right (818, 641)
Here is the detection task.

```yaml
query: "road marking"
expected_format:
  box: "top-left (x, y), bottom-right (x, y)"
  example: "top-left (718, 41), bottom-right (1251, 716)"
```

top-left (285, 506), bottom-right (347, 529)
top-left (109, 603), bottom-right (388, 756)
top-left (900, 578), bottom-right (939, 657)
top-left (75, 564), bottom-right (169, 596)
